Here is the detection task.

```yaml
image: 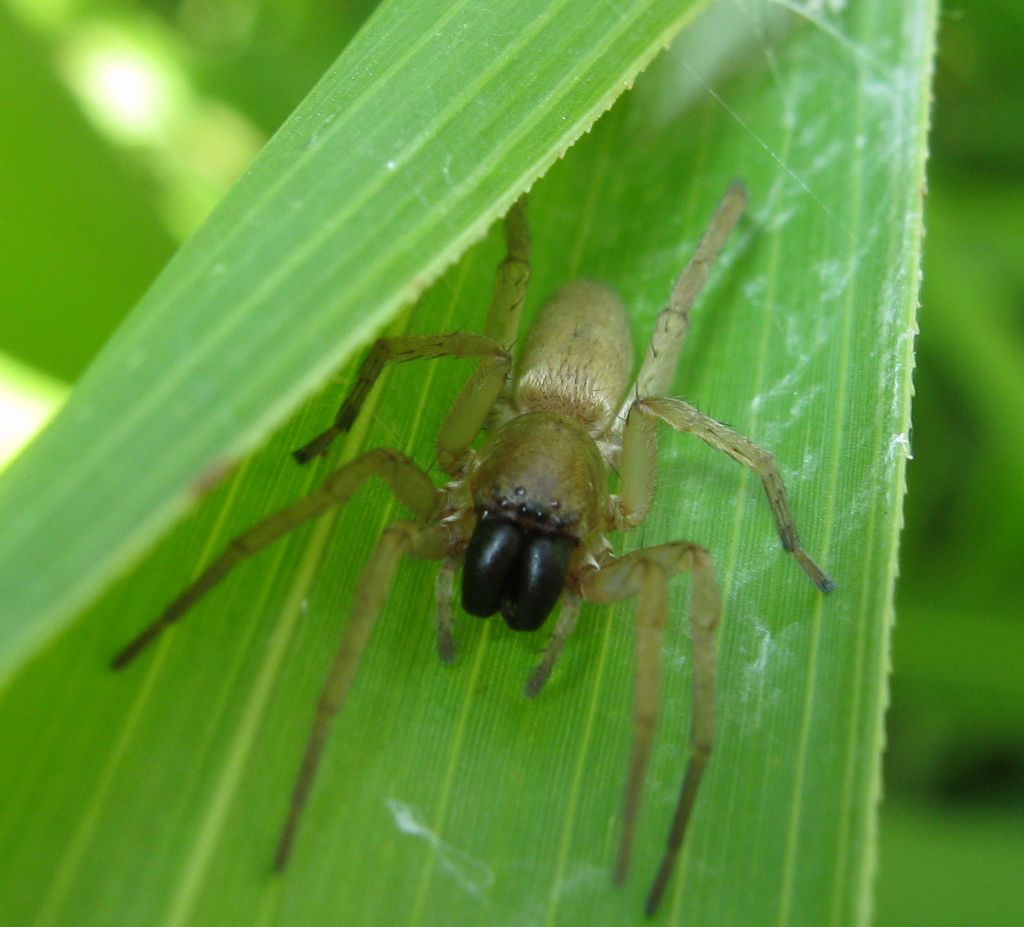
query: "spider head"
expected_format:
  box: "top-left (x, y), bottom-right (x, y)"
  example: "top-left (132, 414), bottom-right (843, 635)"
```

top-left (462, 411), bottom-right (607, 631)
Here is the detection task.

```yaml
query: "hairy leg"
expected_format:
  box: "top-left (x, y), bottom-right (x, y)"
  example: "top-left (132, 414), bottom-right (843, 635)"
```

top-left (435, 556), bottom-right (459, 664)
top-left (524, 594), bottom-right (582, 698)
top-left (635, 397), bottom-right (835, 592)
top-left (581, 541), bottom-right (720, 916)
top-left (112, 448), bottom-right (439, 668)
top-left (293, 333), bottom-right (509, 464)
top-left (275, 520), bottom-right (449, 869)
top-left (294, 196), bottom-right (529, 466)
top-left (482, 194), bottom-right (531, 350)
top-left (626, 183), bottom-right (748, 411)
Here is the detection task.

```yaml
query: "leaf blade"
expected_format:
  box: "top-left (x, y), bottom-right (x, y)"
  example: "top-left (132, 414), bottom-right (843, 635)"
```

top-left (0, 1), bottom-right (936, 926)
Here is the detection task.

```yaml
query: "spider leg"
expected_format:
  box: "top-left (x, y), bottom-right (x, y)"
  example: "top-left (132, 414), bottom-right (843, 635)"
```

top-left (275, 519), bottom-right (449, 870)
top-left (524, 593), bottom-right (582, 698)
top-left (111, 449), bottom-right (439, 669)
top-left (581, 541), bottom-right (720, 916)
top-left (435, 556), bottom-right (459, 664)
top-left (482, 194), bottom-right (531, 350)
top-left (294, 196), bottom-right (528, 466)
top-left (435, 349), bottom-right (510, 476)
top-left (616, 399), bottom-right (660, 529)
top-left (293, 333), bottom-right (509, 464)
top-left (434, 195), bottom-right (531, 474)
top-left (624, 182), bottom-right (747, 417)
top-left (636, 397), bottom-right (835, 592)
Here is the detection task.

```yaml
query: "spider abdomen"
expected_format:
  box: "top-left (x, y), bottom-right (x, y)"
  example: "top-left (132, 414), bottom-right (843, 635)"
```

top-left (514, 279), bottom-right (634, 436)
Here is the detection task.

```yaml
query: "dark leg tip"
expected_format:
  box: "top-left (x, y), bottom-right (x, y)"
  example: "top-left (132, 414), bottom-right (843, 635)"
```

top-left (818, 576), bottom-right (837, 594)
top-left (523, 668), bottom-right (548, 700)
top-left (273, 841), bottom-right (291, 874)
top-left (110, 641), bottom-right (142, 671)
top-left (644, 869), bottom-right (671, 918)
top-left (291, 440), bottom-right (327, 464)
top-left (292, 426), bottom-right (343, 464)
top-left (437, 635), bottom-right (457, 665)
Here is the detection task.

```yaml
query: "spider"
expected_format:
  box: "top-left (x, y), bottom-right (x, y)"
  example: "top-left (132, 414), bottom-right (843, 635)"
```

top-left (113, 183), bottom-right (834, 917)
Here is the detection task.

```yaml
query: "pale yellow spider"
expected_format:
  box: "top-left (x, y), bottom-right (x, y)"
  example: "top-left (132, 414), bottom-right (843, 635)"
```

top-left (114, 183), bottom-right (833, 916)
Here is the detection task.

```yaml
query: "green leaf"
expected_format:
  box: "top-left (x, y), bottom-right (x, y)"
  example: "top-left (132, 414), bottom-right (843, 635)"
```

top-left (0, 1), bottom-right (936, 925)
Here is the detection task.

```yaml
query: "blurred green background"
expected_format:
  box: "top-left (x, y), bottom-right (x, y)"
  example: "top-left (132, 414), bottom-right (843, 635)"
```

top-left (1, 1), bottom-right (1020, 925)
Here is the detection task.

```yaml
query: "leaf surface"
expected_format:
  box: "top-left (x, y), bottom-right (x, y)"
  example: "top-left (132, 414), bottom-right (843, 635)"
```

top-left (0, 1), bottom-right (936, 925)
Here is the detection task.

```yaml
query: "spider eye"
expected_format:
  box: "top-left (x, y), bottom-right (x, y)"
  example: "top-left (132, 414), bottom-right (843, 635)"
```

top-left (501, 534), bottom-right (575, 632)
top-left (461, 516), bottom-right (525, 617)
